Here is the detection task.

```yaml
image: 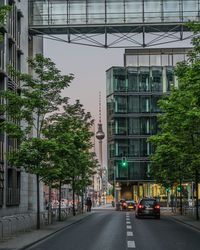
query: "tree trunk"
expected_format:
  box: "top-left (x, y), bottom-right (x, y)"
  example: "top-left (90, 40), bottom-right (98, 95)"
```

top-left (179, 178), bottom-right (183, 215)
top-left (81, 189), bottom-right (84, 213)
top-left (48, 183), bottom-right (52, 224)
top-left (58, 181), bottom-right (62, 221)
top-left (36, 173), bottom-right (40, 229)
top-left (72, 176), bottom-right (76, 216)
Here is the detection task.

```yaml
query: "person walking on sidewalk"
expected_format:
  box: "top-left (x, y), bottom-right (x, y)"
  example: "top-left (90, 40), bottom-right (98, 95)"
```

top-left (86, 197), bottom-right (92, 212)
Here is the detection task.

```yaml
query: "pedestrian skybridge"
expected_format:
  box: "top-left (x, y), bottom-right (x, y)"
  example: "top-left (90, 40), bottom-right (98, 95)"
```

top-left (29, 0), bottom-right (199, 48)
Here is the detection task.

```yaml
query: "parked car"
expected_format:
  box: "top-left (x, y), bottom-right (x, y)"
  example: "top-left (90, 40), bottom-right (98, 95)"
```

top-left (126, 200), bottom-right (136, 210)
top-left (135, 198), bottom-right (160, 219)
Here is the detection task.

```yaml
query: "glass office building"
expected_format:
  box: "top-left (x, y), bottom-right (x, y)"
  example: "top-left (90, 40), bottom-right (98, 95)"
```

top-left (106, 48), bottom-right (188, 201)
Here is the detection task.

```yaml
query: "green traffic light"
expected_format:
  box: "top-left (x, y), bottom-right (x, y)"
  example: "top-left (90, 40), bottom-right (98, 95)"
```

top-left (177, 186), bottom-right (181, 192)
top-left (121, 157), bottom-right (128, 168)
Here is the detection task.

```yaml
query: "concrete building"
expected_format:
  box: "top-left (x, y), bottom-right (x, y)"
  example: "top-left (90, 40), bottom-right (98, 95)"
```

top-left (106, 48), bottom-right (188, 203)
top-left (0, 0), bottom-right (43, 235)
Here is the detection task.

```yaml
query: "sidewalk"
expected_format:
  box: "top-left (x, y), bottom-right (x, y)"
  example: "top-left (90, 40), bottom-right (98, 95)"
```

top-left (0, 212), bottom-right (93, 250)
top-left (161, 207), bottom-right (200, 232)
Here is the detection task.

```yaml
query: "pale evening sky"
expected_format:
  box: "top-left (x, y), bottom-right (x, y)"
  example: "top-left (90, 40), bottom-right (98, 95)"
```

top-left (44, 40), bottom-right (124, 166)
top-left (44, 38), bottom-right (191, 167)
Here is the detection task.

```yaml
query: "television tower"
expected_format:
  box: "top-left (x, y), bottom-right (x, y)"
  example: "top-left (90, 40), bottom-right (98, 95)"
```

top-left (96, 92), bottom-right (105, 168)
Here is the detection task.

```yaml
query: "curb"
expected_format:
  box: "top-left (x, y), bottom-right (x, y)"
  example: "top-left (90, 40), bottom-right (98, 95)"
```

top-left (18, 212), bottom-right (93, 250)
top-left (169, 216), bottom-right (200, 232)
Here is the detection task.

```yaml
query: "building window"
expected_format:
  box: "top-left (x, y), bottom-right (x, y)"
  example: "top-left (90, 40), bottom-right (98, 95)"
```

top-left (139, 68), bottom-right (150, 92)
top-left (129, 139), bottom-right (140, 157)
top-left (127, 68), bottom-right (139, 91)
top-left (140, 96), bottom-right (150, 113)
top-left (140, 117), bottom-right (150, 135)
top-left (6, 168), bottom-right (20, 206)
top-left (151, 68), bottom-right (163, 92)
top-left (115, 96), bottom-right (127, 113)
top-left (128, 118), bottom-right (140, 135)
top-left (128, 96), bottom-right (139, 113)
top-left (151, 96), bottom-right (161, 113)
top-left (115, 118), bottom-right (127, 135)
top-left (113, 68), bottom-right (126, 92)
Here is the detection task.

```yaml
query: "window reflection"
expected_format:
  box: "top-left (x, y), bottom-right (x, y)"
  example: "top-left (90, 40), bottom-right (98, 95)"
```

top-left (113, 68), bottom-right (126, 92)
top-left (139, 68), bottom-right (150, 92)
top-left (152, 96), bottom-right (161, 112)
top-left (115, 96), bottom-right (127, 113)
top-left (115, 118), bottom-right (127, 135)
top-left (127, 68), bottom-right (139, 91)
top-left (129, 139), bottom-right (140, 157)
top-left (166, 67), bottom-right (174, 91)
top-left (129, 118), bottom-right (140, 135)
top-left (140, 118), bottom-right (150, 135)
top-left (151, 68), bottom-right (163, 92)
top-left (140, 96), bottom-right (150, 112)
top-left (128, 96), bottom-right (139, 113)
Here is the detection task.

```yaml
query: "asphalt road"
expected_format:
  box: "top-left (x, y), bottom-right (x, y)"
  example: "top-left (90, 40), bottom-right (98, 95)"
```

top-left (27, 208), bottom-right (200, 250)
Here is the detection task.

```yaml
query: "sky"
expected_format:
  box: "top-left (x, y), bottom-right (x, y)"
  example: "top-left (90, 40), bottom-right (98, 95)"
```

top-left (44, 36), bottom-right (192, 167)
top-left (44, 40), bottom-right (124, 166)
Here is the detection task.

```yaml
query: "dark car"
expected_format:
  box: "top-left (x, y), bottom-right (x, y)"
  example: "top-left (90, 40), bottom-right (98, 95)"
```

top-left (135, 198), bottom-right (160, 219)
top-left (126, 200), bottom-right (136, 210)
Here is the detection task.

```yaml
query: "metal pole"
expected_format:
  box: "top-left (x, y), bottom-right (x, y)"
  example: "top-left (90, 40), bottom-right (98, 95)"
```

top-left (195, 168), bottom-right (199, 220)
top-left (113, 165), bottom-right (116, 205)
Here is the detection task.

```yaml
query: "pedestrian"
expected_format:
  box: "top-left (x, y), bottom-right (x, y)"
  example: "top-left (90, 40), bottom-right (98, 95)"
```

top-left (86, 197), bottom-right (92, 212)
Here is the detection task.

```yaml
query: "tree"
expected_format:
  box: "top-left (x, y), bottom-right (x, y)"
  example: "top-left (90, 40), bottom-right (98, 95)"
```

top-left (0, 54), bottom-right (74, 228)
top-left (44, 99), bottom-right (98, 216)
top-left (149, 23), bottom-right (200, 219)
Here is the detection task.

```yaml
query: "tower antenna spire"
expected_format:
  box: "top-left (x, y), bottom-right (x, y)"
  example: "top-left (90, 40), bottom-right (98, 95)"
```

top-left (99, 91), bottom-right (102, 124)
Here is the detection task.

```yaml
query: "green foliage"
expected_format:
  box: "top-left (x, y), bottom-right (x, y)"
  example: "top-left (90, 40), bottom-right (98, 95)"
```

top-left (149, 23), bottom-right (200, 186)
top-left (1, 54), bottom-right (97, 195)
top-left (0, 5), bottom-right (11, 42)
top-left (43, 99), bottom-right (98, 192)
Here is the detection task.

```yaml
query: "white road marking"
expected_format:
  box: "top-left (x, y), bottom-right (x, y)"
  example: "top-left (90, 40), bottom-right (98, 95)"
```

top-left (126, 221), bottom-right (131, 224)
top-left (127, 231), bottom-right (133, 236)
top-left (127, 225), bottom-right (132, 229)
top-left (127, 241), bottom-right (136, 248)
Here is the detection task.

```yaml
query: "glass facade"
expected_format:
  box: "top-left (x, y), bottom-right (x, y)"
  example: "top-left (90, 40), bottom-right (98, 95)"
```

top-left (106, 50), bottom-right (183, 183)
top-left (107, 48), bottom-right (189, 201)
top-left (30, 0), bottom-right (200, 26)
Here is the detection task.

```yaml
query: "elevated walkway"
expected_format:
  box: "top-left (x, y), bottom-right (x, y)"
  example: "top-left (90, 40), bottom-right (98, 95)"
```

top-left (29, 0), bottom-right (199, 48)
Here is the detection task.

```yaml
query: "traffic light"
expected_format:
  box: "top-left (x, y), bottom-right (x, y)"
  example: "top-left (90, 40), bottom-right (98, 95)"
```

top-left (177, 186), bottom-right (182, 192)
top-left (121, 157), bottom-right (128, 168)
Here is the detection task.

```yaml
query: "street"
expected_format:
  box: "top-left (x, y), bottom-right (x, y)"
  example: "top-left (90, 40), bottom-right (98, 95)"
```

top-left (27, 207), bottom-right (200, 250)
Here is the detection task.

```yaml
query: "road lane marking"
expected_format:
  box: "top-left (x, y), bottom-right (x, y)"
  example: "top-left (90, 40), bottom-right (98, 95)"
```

top-left (126, 221), bottom-right (131, 224)
top-left (127, 231), bottom-right (133, 236)
top-left (127, 241), bottom-right (136, 248)
top-left (127, 225), bottom-right (132, 229)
